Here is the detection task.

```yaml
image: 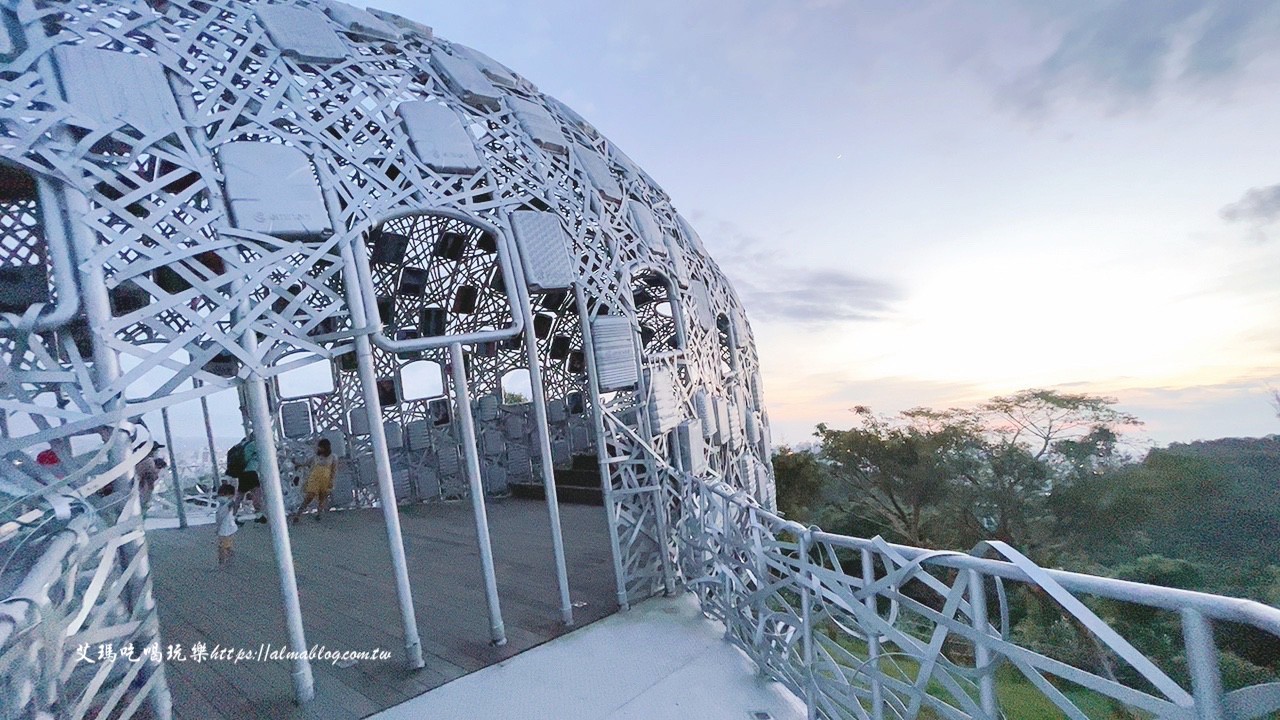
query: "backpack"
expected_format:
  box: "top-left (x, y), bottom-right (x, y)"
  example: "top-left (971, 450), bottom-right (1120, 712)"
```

top-left (225, 440), bottom-right (247, 479)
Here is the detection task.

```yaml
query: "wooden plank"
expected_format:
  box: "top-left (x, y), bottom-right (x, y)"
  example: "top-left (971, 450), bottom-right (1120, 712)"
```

top-left (146, 498), bottom-right (617, 719)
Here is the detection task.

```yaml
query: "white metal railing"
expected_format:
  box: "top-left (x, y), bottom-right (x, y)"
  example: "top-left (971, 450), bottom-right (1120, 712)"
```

top-left (675, 473), bottom-right (1280, 720)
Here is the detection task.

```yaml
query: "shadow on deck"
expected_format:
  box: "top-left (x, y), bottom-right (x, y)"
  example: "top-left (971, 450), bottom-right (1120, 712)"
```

top-left (145, 499), bottom-right (618, 719)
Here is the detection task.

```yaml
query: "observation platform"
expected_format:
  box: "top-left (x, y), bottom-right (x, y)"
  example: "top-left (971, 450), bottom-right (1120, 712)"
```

top-left (146, 499), bottom-right (618, 720)
top-left (376, 593), bottom-right (806, 720)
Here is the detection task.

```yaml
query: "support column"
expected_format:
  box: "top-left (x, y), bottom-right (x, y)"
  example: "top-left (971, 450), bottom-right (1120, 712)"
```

top-left (508, 254), bottom-right (573, 625)
top-left (194, 378), bottom-right (221, 489)
top-left (335, 220), bottom-right (425, 670)
top-left (241, 354), bottom-right (315, 702)
top-left (450, 342), bottom-right (506, 645)
top-left (160, 406), bottom-right (187, 528)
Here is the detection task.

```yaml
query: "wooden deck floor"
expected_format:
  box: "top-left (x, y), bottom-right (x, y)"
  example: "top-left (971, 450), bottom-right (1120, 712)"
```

top-left (146, 498), bottom-right (618, 720)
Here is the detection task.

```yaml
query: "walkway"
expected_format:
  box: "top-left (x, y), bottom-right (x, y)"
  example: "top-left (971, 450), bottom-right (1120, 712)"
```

top-left (374, 594), bottom-right (807, 720)
top-left (146, 498), bottom-right (617, 719)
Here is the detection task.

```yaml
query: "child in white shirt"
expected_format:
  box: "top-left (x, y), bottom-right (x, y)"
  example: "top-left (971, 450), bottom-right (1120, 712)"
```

top-left (215, 483), bottom-right (238, 567)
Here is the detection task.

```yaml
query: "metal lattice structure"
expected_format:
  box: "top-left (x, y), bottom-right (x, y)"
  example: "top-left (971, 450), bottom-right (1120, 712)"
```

top-left (1, 1), bottom-right (1276, 719)
top-left (0, 0), bottom-right (771, 716)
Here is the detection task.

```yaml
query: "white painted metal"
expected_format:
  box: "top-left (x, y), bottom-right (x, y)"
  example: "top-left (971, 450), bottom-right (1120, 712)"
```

top-left (510, 210), bottom-right (576, 292)
top-left (396, 101), bottom-right (482, 174)
top-left (590, 316), bottom-right (640, 392)
top-left (217, 142), bottom-right (332, 238)
top-left (450, 342), bottom-right (507, 645)
top-left (321, 0), bottom-right (401, 40)
top-left (431, 49), bottom-right (502, 110)
top-left (507, 96), bottom-right (568, 155)
top-left (256, 3), bottom-right (349, 63)
top-left (53, 46), bottom-right (182, 136)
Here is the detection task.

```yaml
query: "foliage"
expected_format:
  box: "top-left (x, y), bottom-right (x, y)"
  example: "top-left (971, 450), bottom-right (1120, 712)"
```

top-left (771, 446), bottom-right (825, 520)
top-left (771, 389), bottom-right (1280, 702)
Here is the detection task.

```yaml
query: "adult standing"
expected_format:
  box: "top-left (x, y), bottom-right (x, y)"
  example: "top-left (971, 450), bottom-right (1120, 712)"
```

top-left (227, 435), bottom-right (266, 523)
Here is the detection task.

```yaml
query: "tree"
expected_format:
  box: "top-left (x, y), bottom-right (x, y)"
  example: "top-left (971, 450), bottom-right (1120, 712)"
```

top-left (771, 446), bottom-right (826, 521)
top-left (964, 390), bottom-right (1142, 548)
top-left (980, 389), bottom-right (1140, 480)
top-left (817, 406), bottom-right (978, 546)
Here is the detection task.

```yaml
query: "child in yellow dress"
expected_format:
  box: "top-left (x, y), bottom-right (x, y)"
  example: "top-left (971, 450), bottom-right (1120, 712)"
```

top-left (292, 438), bottom-right (337, 524)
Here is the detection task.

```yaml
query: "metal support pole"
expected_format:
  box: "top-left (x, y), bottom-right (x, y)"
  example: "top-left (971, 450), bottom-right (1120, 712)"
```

top-left (338, 244), bottom-right (425, 669)
top-left (507, 252), bottom-right (573, 625)
top-left (194, 378), bottom-right (221, 487)
top-left (1181, 608), bottom-right (1225, 720)
top-left (574, 286), bottom-right (630, 610)
top-left (968, 569), bottom-right (998, 718)
top-left (861, 549), bottom-right (885, 720)
top-left (450, 342), bottom-right (506, 645)
top-left (160, 407), bottom-right (187, 528)
top-left (242, 361), bottom-right (315, 702)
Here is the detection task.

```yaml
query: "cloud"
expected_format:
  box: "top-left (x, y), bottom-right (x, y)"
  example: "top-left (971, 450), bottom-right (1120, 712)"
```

top-left (704, 220), bottom-right (901, 324)
top-left (1003, 0), bottom-right (1280, 114)
top-left (733, 269), bottom-right (899, 323)
top-left (1220, 183), bottom-right (1280, 226)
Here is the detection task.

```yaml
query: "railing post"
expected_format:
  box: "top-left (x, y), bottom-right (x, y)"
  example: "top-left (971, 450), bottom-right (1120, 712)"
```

top-left (860, 549), bottom-right (885, 720)
top-left (721, 490), bottom-right (734, 640)
top-left (799, 529), bottom-right (817, 720)
top-left (968, 569), bottom-right (998, 718)
top-left (1181, 608), bottom-right (1226, 720)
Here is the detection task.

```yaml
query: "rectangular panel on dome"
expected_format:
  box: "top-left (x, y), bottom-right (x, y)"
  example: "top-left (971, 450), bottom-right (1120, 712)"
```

top-left (396, 101), bottom-right (481, 173)
top-left (218, 142), bottom-right (332, 238)
top-left (508, 97), bottom-right (568, 154)
top-left (406, 419), bottom-right (431, 450)
top-left (348, 408), bottom-right (369, 436)
top-left (591, 315), bottom-right (639, 392)
top-left (627, 200), bottom-right (665, 254)
top-left (714, 395), bottom-right (732, 445)
top-left (368, 8), bottom-right (433, 40)
top-left (454, 44), bottom-right (520, 89)
top-left (256, 4), bottom-right (349, 63)
top-left (646, 371), bottom-right (680, 435)
top-left (574, 146), bottom-right (622, 202)
top-left (430, 50), bottom-right (501, 111)
top-left (281, 402), bottom-right (312, 439)
top-left (510, 210), bottom-right (575, 292)
top-left (322, 430), bottom-right (347, 458)
top-left (689, 278), bottom-right (716, 333)
top-left (384, 421), bottom-right (404, 449)
top-left (54, 46), bottom-right (182, 136)
top-left (322, 1), bottom-right (401, 41)
top-left (547, 95), bottom-right (596, 137)
top-left (693, 390), bottom-right (713, 440)
top-left (664, 235), bottom-right (690, 288)
top-left (677, 420), bottom-right (706, 476)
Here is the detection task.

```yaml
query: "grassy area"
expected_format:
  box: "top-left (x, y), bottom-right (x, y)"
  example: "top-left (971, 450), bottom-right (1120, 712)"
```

top-left (821, 630), bottom-right (1143, 719)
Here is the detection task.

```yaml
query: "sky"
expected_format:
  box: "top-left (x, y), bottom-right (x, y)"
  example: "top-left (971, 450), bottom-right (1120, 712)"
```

top-left (358, 0), bottom-right (1280, 449)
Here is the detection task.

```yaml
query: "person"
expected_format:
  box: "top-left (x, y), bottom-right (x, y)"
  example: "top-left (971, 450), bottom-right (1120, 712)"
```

top-left (134, 443), bottom-right (162, 514)
top-left (292, 438), bottom-right (337, 524)
top-left (228, 435), bottom-right (266, 524)
top-left (215, 483), bottom-right (237, 567)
